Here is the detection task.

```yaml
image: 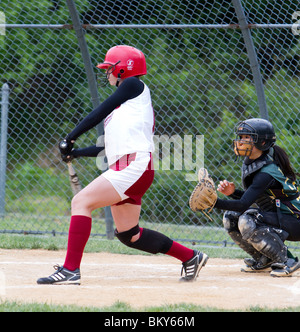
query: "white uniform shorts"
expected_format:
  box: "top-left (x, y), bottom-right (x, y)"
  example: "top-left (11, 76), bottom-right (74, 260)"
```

top-left (101, 152), bottom-right (154, 205)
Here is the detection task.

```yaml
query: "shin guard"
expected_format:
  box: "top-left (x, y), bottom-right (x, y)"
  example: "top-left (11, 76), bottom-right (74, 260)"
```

top-left (115, 226), bottom-right (173, 254)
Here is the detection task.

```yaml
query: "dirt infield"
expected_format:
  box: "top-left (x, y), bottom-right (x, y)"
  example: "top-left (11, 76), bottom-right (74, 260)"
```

top-left (1, 249), bottom-right (300, 310)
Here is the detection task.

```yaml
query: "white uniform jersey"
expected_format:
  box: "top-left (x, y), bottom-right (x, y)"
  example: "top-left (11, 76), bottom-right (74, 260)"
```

top-left (104, 82), bottom-right (155, 166)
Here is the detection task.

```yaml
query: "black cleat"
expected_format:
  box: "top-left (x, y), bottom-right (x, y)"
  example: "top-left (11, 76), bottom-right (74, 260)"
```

top-left (270, 258), bottom-right (300, 277)
top-left (37, 265), bottom-right (81, 285)
top-left (180, 250), bottom-right (208, 282)
top-left (241, 256), bottom-right (273, 273)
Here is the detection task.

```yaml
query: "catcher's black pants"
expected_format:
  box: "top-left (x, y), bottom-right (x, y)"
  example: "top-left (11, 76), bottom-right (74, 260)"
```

top-left (261, 211), bottom-right (300, 242)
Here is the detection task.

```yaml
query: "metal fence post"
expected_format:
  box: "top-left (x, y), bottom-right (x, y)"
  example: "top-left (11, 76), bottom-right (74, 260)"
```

top-left (0, 83), bottom-right (9, 216)
top-left (232, 0), bottom-right (269, 120)
top-left (65, 0), bottom-right (114, 239)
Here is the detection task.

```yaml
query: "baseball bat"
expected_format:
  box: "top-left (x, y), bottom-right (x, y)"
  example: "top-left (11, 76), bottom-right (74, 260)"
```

top-left (58, 140), bottom-right (82, 195)
top-left (67, 161), bottom-right (82, 195)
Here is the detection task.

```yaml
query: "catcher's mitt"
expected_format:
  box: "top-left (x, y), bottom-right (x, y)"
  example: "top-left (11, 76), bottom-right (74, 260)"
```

top-left (189, 168), bottom-right (217, 213)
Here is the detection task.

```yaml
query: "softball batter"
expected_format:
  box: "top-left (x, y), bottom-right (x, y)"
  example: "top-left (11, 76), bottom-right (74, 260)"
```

top-left (37, 45), bottom-right (208, 285)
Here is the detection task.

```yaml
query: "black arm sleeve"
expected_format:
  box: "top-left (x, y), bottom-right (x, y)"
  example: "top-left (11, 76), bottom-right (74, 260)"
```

top-left (229, 189), bottom-right (244, 200)
top-left (72, 145), bottom-right (104, 158)
top-left (214, 172), bottom-right (275, 213)
top-left (67, 77), bottom-right (144, 141)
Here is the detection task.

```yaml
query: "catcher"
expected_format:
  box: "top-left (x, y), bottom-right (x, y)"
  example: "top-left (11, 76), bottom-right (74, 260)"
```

top-left (190, 118), bottom-right (300, 277)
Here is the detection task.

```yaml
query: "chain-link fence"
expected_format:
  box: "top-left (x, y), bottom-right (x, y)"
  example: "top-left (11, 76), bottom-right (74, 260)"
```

top-left (0, 1), bottom-right (299, 248)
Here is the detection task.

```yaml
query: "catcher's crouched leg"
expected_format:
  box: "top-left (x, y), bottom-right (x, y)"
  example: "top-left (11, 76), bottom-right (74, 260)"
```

top-left (223, 211), bottom-right (261, 261)
top-left (115, 224), bottom-right (173, 254)
top-left (238, 209), bottom-right (288, 264)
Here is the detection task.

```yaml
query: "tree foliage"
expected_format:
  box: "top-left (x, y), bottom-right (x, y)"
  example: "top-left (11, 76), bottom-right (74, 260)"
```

top-left (1, 0), bottom-right (299, 224)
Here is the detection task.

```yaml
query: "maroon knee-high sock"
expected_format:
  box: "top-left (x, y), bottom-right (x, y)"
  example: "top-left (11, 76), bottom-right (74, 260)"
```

top-left (165, 241), bottom-right (194, 262)
top-left (131, 228), bottom-right (194, 262)
top-left (63, 215), bottom-right (92, 271)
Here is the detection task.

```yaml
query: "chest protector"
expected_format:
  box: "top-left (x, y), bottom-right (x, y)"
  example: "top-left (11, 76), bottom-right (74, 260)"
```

top-left (242, 151), bottom-right (300, 217)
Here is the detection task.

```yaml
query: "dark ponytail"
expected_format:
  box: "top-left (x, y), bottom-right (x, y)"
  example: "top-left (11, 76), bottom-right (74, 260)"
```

top-left (272, 145), bottom-right (297, 182)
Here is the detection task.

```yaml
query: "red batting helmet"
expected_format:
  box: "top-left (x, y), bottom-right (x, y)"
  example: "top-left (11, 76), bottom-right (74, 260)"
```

top-left (97, 45), bottom-right (147, 79)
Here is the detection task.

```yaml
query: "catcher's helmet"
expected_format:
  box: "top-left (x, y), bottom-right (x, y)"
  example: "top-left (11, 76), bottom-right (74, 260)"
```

top-left (233, 118), bottom-right (276, 156)
top-left (97, 45), bottom-right (147, 81)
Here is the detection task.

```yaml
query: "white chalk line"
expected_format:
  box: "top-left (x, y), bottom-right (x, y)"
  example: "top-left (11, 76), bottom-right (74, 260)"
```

top-left (4, 284), bottom-right (220, 291)
top-left (0, 261), bottom-right (241, 269)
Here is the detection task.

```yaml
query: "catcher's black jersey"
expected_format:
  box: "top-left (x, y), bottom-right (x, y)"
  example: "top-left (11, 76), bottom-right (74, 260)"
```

top-left (215, 153), bottom-right (285, 213)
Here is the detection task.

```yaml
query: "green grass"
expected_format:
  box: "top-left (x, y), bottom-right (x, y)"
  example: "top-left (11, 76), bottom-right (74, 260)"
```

top-left (1, 300), bottom-right (300, 312)
top-left (0, 300), bottom-right (228, 312)
top-left (1, 231), bottom-right (300, 259)
top-left (0, 233), bottom-right (246, 259)
top-left (0, 213), bottom-right (237, 251)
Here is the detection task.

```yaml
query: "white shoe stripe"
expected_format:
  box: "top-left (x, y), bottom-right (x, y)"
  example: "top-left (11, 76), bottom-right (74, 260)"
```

top-left (47, 268), bottom-right (81, 283)
top-left (51, 273), bottom-right (64, 281)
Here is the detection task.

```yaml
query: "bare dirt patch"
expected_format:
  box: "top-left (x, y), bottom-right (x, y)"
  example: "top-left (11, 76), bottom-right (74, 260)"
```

top-left (1, 249), bottom-right (300, 310)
